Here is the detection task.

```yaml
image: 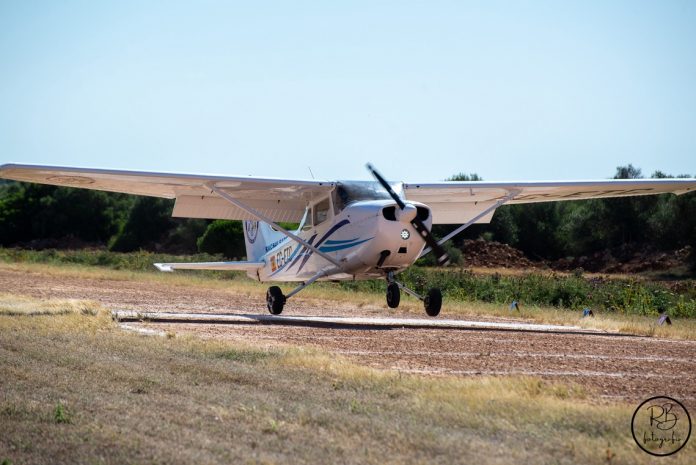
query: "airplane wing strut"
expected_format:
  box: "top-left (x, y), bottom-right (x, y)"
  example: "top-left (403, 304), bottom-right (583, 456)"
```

top-left (204, 182), bottom-right (345, 270)
top-left (419, 190), bottom-right (519, 258)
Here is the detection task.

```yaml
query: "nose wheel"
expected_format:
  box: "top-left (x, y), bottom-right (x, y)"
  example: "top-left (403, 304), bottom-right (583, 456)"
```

top-left (386, 282), bottom-right (400, 308)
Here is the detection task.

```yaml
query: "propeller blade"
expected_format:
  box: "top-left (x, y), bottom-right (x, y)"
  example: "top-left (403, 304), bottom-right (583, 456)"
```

top-left (366, 163), bottom-right (450, 266)
top-left (410, 217), bottom-right (450, 266)
top-left (365, 163), bottom-right (406, 209)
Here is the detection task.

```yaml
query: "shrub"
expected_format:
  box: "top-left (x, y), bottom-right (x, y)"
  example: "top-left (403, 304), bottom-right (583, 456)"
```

top-left (196, 220), bottom-right (246, 259)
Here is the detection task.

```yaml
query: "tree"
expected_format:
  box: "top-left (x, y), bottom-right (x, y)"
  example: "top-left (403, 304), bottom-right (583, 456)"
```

top-left (109, 198), bottom-right (174, 252)
top-left (614, 164), bottom-right (642, 180)
top-left (446, 173), bottom-right (483, 181)
top-left (509, 203), bottom-right (563, 259)
top-left (196, 220), bottom-right (246, 259)
top-left (0, 182), bottom-right (131, 247)
top-left (158, 219), bottom-right (210, 254)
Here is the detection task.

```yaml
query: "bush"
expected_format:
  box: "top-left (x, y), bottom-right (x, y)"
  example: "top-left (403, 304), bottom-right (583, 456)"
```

top-left (109, 198), bottom-right (174, 252)
top-left (196, 220), bottom-right (246, 259)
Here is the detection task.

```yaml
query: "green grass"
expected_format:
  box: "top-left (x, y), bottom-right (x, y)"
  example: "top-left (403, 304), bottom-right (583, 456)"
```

top-left (388, 267), bottom-right (696, 317)
top-left (2, 295), bottom-right (694, 464)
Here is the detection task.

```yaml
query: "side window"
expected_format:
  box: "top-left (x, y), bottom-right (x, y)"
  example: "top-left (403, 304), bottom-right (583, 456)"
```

top-left (313, 198), bottom-right (331, 226)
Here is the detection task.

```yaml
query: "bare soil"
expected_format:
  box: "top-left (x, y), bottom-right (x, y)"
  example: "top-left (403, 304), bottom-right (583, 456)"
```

top-left (2, 266), bottom-right (695, 406)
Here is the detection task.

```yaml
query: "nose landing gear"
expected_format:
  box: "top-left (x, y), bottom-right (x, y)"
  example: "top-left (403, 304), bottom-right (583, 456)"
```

top-left (385, 272), bottom-right (442, 317)
top-left (386, 282), bottom-right (400, 308)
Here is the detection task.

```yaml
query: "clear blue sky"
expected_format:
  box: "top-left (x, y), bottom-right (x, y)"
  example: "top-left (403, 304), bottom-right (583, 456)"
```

top-left (1, 1), bottom-right (694, 181)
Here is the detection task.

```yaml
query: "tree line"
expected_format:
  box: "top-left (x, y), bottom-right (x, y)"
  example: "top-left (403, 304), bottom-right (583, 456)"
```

top-left (439, 165), bottom-right (695, 265)
top-left (1, 165), bottom-right (694, 267)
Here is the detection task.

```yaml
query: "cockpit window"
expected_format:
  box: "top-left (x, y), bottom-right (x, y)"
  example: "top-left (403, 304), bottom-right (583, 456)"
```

top-left (333, 181), bottom-right (403, 213)
top-left (313, 198), bottom-right (331, 226)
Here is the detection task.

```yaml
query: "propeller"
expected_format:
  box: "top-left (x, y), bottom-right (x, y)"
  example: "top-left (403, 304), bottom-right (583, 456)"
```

top-left (366, 163), bottom-right (450, 266)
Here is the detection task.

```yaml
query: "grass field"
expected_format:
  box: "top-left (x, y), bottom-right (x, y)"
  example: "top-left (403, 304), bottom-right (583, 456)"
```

top-left (2, 294), bottom-right (694, 464)
top-left (2, 257), bottom-right (696, 340)
top-left (2, 247), bottom-right (695, 319)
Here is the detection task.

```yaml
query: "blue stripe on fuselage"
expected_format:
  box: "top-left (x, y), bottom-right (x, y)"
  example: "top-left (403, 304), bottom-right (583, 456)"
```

top-left (318, 237), bottom-right (373, 253)
top-left (297, 219), bottom-right (350, 272)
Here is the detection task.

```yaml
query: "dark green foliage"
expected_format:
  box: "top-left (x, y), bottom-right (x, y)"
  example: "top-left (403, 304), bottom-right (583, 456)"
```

top-left (507, 203), bottom-right (564, 259)
top-left (689, 230), bottom-right (696, 272)
top-left (109, 198), bottom-right (175, 252)
top-left (613, 164), bottom-right (642, 180)
top-left (416, 242), bottom-right (463, 266)
top-left (446, 173), bottom-right (483, 181)
top-left (160, 219), bottom-right (210, 254)
top-left (487, 206), bottom-right (519, 245)
top-left (0, 182), bottom-right (131, 246)
top-left (1, 164), bottom-right (694, 264)
top-left (459, 165), bottom-right (695, 260)
top-left (196, 220), bottom-right (246, 259)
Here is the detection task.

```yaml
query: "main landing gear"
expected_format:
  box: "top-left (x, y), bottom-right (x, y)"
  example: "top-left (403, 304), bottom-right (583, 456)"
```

top-left (266, 286), bottom-right (286, 315)
top-left (265, 269), bottom-right (443, 317)
top-left (385, 272), bottom-right (442, 317)
top-left (265, 268), bottom-right (333, 315)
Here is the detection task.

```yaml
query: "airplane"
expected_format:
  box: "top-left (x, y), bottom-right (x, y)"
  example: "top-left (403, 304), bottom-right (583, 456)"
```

top-left (1, 163), bottom-right (695, 317)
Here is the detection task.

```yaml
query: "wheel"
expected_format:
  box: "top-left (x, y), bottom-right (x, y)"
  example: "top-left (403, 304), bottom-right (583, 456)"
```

top-left (424, 288), bottom-right (442, 317)
top-left (266, 286), bottom-right (285, 315)
top-left (386, 282), bottom-right (400, 308)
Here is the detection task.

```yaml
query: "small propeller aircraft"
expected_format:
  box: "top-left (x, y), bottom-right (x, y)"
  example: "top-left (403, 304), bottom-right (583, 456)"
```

top-left (1, 163), bottom-right (695, 316)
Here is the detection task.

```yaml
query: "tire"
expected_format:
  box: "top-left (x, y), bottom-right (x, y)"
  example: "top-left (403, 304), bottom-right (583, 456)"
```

top-left (424, 288), bottom-right (442, 317)
top-left (386, 282), bottom-right (400, 308)
top-left (266, 286), bottom-right (285, 315)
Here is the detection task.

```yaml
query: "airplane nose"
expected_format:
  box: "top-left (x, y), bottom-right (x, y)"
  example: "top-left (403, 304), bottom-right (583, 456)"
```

top-left (396, 203), bottom-right (418, 223)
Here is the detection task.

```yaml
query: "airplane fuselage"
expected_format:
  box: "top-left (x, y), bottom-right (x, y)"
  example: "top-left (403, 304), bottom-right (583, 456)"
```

top-left (253, 199), bottom-right (432, 282)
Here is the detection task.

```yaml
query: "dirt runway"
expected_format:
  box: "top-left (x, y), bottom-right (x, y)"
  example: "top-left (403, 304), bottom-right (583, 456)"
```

top-left (3, 266), bottom-right (695, 405)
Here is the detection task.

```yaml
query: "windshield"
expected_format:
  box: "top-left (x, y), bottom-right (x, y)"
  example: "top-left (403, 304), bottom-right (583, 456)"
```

top-left (333, 181), bottom-right (403, 212)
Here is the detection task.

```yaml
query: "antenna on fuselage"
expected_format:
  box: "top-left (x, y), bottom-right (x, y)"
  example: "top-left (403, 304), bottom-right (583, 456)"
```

top-left (308, 167), bottom-right (315, 179)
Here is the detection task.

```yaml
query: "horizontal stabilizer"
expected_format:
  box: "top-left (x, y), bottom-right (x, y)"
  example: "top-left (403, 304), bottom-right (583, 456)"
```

top-left (154, 261), bottom-right (264, 272)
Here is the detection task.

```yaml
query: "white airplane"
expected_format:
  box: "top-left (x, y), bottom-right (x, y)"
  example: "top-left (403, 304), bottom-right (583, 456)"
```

top-left (1, 163), bottom-right (695, 316)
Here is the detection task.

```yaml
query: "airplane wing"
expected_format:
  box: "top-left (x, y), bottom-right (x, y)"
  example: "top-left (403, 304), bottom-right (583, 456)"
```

top-left (154, 261), bottom-right (264, 272)
top-left (404, 179), bottom-right (696, 224)
top-left (0, 164), bottom-right (334, 223)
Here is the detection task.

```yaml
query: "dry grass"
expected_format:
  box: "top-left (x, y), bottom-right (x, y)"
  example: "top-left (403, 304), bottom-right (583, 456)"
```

top-left (0, 293), bottom-right (104, 317)
top-left (1, 294), bottom-right (695, 464)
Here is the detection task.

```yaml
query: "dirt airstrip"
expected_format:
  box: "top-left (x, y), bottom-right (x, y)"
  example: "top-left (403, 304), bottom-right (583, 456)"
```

top-left (2, 266), bottom-right (695, 406)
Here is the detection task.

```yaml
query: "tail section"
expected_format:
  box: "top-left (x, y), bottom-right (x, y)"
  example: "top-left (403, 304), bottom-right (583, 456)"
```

top-left (243, 221), bottom-right (285, 261)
